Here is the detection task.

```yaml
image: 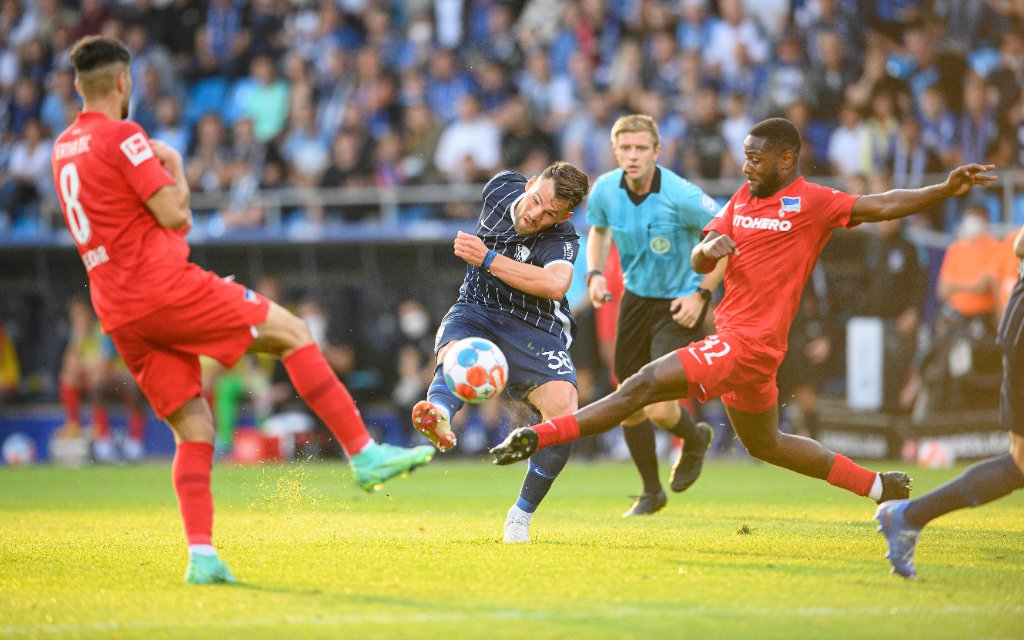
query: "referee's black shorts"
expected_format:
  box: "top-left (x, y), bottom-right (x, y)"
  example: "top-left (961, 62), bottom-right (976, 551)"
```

top-left (997, 280), bottom-right (1024, 435)
top-left (613, 289), bottom-right (708, 383)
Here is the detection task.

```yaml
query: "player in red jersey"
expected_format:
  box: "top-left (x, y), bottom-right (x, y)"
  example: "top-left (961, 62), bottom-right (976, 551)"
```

top-left (492, 118), bottom-right (996, 508)
top-left (52, 37), bottom-right (433, 584)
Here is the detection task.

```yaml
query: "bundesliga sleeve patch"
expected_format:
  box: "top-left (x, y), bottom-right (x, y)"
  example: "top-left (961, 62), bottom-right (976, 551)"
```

top-left (120, 132), bottom-right (155, 167)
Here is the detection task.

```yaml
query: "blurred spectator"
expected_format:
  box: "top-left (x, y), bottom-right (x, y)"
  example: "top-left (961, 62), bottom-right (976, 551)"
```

top-left (433, 94), bottom-right (501, 183)
top-left (125, 20), bottom-right (175, 98)
top-left (152, 96), bottom-right (188, 158)
top-left (186, 113), bottom-right (231, 193)
top-left (474, 59), bottom-right (514, 115)
top-left (383, 298), bottom-right (435, 443)
top-left (315, 48), bottom-right (352, 140)
top-left (642, 29), bottom-right (682, 99)
top-left (704, 0), bottom-right (769, 96)
top-left (682, 86), bottom-right (730, 180)
top-left (6, 75), bottom-right (41, 135)
top-left (399, 101), bottom-right (443, 185)
top-left (995, 227), bottom-right (1023, 315)
top-left (561, 91), bottom-right (616, 179)
top-left (0, 321), bottom-right (20, 402)
top-left (1, 118), bottom-right (51, 232)
top-left (282, 100), bottom-right (330, 183)
top-left (917, 85), bottom-right (958, 167)
top-left (39, 67), bottom-right (78, 136)
top-left (516, 49), bottom-right (575, 133)
top-left (784, 99), bottom-right (830, 176)
top-left (862, 90), bottom-right (900, 177)
top-left (320, 128), bottom-right (375, 222)
top-left (934, 0), bottom-right (1005, 54)
top-left (889, 115), bottom-right (942, 189)
top-left (760, 34), bottom-right (812, 118)
top-left (959, 74), bottom-right (998, 166)
top-left (938, 206), bottom-right (1000, 324)
top-left (675, 0), bottom-right (717, 55)
top-left (861, 218), bottom-right (927, 409)
top-left (828, 102), bottom-right (867, 178)
top-left (807, 30), bottom-right (856, 122)
top-left (989, 31), bottom-right (1024, 116)
top-left (497, 94), bottom-right (557, 176)
top-left (130, 66), bottom-right (165, 135)
top-left (721, 92), bottom-right (754, 174)
top-left (425, 48), bottom-right (474, 125)
top-left (244, 54), bottom-right (289, 143)
top-left (72, 0), bottom-right (109, 40)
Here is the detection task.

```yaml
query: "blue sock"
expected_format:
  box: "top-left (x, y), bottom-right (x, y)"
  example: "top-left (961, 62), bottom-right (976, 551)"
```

top-left (904, 453), bottom-right (1024, 527)
top-left (515, 442), bottom-right (573, 513)
top-left (427, 364), bottom-right (463, 420)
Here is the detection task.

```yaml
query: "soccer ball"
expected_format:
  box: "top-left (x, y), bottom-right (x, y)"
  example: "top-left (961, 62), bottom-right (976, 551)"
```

top-left (443, 338), bottom-right (508, 403)
top-left (2, 432), bottom-right (37, 466)
top-left (917, 439), bottom-right (955, 469)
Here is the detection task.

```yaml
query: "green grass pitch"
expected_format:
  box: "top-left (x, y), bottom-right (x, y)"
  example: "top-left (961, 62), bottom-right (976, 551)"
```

top-left (1, 458), bottom-right (1021, 639)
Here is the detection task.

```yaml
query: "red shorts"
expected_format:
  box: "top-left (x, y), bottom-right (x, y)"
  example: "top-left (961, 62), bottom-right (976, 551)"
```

top-left (676, 333), bottom-right (782, 414)
top-left (109, 269), bottom-right (270, 418)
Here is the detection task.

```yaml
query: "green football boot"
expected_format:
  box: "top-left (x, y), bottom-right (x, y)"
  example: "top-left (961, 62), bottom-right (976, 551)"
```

top-left (184, 553), bottom-right (237, 585)
top-left (350, 442), bottom-right (434, 492)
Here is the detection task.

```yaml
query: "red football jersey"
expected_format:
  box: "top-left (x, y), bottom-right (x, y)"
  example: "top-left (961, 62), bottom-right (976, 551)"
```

top-left (52, 111), bottom-right (183, 332)
top-left (704, 177), bottom-right (859, 356)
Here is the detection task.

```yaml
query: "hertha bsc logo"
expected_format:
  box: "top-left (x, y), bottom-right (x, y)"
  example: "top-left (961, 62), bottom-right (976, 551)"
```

top-left (514, 245), bottom-right (531, 262)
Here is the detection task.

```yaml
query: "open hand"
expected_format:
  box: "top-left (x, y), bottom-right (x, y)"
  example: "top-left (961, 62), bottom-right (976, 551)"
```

top-left (944, 164), bottom-right (997, 197)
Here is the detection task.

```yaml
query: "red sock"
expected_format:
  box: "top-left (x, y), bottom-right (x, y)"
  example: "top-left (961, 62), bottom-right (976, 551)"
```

top-left (533, 415), bottom-right (580, 450)
top-left (127, 410), bottom-right (144, 441)
top-left (92, 406), bottom-right (110, 440)
top-left (283, 343), bottom-right (371, 457)
top-left (826, 453), bottom-right (877, 497)
top-left (59, 384), bottom-right (80, 424)
top-left (172, 441), bottom-right (214, 546)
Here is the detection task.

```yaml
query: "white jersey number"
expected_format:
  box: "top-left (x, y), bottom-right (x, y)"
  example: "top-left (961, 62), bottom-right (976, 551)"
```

top-left (59, 163), bottom-right (91, 245)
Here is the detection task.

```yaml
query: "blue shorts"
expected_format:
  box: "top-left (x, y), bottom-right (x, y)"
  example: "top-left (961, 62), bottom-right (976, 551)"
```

top-left (435, 303), bottom-right (577, 402)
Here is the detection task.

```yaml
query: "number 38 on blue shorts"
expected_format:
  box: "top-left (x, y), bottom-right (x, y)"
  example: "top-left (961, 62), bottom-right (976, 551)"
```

top-left (435, 303), bottom-right (577, 401)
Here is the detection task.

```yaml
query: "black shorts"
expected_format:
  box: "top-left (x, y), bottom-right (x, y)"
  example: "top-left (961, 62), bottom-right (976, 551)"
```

top-left (613, 289), bottom-right (708, 382)
top-left (997, 281), bottom-right (1024, 434)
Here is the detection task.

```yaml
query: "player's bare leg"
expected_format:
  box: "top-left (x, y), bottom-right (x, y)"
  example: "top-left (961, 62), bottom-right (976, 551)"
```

top-left (411, 340), bottom-right (458, 451)
top-left (725, 405), bottom-right (910, 503)
top-left (250, 301), bottom-right (433, 491)
top-left (491, 352), bottom-right (689, 463)
top-left (165, 397), bottom-right (236, 585)
top-left (504, 381), bottom-right (577, 542)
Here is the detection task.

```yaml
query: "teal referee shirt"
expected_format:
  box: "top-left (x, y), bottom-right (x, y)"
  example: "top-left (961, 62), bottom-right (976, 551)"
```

top-left (586, 166), bottom-right (718, 298)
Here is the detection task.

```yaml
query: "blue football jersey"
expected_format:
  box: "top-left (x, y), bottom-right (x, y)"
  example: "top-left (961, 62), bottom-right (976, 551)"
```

top-left (457, 170), bottom-right (580, 347)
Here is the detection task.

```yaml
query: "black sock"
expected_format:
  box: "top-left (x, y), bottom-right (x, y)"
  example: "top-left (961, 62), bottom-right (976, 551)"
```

top-left (624, 420), bottom-right (662, 494)
top-left (904, 453), bottom-right (1024, 528)
top-left (661, 408), bottom-right (699, 446)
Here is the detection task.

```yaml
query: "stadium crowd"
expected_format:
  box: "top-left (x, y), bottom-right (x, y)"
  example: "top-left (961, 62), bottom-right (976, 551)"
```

top-left (1, 0), bottom-right (1024, 460)
top-left (1, 0), bottom-right (1023, 234)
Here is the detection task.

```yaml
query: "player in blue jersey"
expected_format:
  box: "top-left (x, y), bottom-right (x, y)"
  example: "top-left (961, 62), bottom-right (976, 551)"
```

top-left (877, 224), bottom-right (1024, 579)
top-left (412, 161), bottom-right (590, 542)
top-left (586, 114), bottom-right (726, 516)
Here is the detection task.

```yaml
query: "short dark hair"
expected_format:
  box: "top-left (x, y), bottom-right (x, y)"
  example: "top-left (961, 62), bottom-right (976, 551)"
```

top-left (70, 36), bottom-right (131, 99)
top-left (70, 36), bottom-right (130, 74)
top-left (748, 117), bottom-right (802, 156)
top-left (541, 161), bottom-right (589, 212)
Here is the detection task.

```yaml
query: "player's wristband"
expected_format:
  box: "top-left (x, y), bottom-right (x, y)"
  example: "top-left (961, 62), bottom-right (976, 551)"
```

top-left (482, 250), bottom-right (497, 271)
top-left (585, 269), bottom-right (603, 285)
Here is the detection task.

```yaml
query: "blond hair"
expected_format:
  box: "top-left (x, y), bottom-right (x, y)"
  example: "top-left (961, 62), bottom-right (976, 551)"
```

top-left (610, 114), bottom-right (661, 147)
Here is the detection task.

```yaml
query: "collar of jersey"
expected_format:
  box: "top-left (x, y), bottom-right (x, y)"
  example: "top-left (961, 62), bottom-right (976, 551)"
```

top-left (619, 166), bottom-right (661, 206)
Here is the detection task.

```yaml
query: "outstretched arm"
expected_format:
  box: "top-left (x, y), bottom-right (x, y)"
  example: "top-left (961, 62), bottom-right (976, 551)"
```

top-left (453, 231), bottom-right (573, 300)
top-left (850, 164), bottom-right (997, 225)
top-left (691, 230), bottom-right (738, 274)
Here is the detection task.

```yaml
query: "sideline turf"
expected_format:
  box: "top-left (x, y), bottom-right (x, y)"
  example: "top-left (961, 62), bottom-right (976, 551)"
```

top-left (0, 459), bottom-right (1021, 639)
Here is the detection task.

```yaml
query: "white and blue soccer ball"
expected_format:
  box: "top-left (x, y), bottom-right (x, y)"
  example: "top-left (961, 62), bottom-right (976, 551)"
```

top-left (442, 338), bottom-right (508, 403)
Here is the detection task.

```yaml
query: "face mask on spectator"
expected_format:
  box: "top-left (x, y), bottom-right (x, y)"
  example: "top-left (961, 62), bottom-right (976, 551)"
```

top-left (958, 215), bottom-right (987, 240)
top-left (399, 311), bottom-right (430, 339)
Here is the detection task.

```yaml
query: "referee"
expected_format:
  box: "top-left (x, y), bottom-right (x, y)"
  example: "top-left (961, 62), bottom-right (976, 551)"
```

top-left (586, 114), bottom-right (726, 516)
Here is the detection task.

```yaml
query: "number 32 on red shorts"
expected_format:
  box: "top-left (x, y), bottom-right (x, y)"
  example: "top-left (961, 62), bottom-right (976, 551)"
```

top-left (675, 333), bottom-right (781, 414)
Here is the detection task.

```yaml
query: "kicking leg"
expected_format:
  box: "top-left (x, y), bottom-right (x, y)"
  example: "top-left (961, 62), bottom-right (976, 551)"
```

top-left (491, 352), bottom-right (690, 464)
top-left (250, 302), bottom-right (434, 491)
top-left (411, 341), bottom-right (462, 451)
top-left (505, 381), bottom-right (577, 542)
top-left (726, 404), bottom-right (910, 503)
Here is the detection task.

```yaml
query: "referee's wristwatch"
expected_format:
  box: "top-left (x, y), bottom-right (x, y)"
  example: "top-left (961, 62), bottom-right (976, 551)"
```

top-left (585, 269), bottom-right (603, 285)
top-left (696, 287), bottom-right (712, 302)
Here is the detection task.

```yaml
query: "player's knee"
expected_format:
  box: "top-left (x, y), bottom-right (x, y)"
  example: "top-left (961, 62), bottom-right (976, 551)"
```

top-left (743, 432), bottom-right (782, 464)
top-left (644, 401), bottom-right (678, 426)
